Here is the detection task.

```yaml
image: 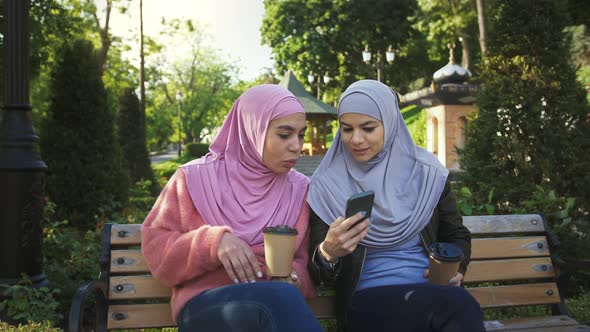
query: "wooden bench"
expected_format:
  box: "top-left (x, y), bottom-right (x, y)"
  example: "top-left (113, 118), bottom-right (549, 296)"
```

top-left (68, 214), bottom-right (590, 331)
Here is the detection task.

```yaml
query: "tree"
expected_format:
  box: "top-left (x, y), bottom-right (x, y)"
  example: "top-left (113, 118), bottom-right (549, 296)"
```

top-left (261, 0), bottom-right (423, 96)
top-left (475, 0), bottom-right (487, 57)
top-left (459, 0), bottom-right (590, 214)
top-left (414, 0), bottom-right (479, 72)
top-left (41, 39), bottom-right (129, 229)
top-left (139, 0), bottom-right (147, 157)
top-left (147, 19), bottom-right (240, 146)
top-left (117, 88), bottom-right (156, 190)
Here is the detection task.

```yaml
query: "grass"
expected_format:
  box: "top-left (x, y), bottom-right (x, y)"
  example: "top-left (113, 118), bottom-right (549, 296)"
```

top-left (401, 104), bottom-right (427, 147)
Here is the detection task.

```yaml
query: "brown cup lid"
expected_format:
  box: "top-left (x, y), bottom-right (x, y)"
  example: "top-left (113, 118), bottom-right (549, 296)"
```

top-left (428, 242), bottom-right (463, 262)
top-left (263, 225), bottom-right (298, 235)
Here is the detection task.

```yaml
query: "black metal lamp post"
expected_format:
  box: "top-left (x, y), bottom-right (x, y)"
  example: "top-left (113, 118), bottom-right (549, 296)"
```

top-left (307, 72), bottom-right (330, 100)
top-left (362, 45), bottom-right (395, 82)
top-left (0, 0), bottom-right (48, 290)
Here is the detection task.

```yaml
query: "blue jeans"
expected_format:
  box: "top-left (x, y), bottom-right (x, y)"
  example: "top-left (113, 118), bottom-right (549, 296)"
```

top-left (349, 283), bottom-right (485, 332)
top-left (177, 282), bottom-right (323, 332)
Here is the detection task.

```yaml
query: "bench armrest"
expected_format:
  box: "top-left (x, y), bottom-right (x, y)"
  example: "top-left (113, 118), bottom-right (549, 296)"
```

top-left (68, 279), bottom-right (108, 332)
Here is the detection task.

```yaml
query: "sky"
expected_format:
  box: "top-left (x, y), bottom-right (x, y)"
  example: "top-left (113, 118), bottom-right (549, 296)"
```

top-left (108, 0), bottom-right (274, 81)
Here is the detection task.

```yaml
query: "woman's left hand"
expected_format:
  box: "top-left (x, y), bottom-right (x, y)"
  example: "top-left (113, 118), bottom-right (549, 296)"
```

top-left (423, 269), bottom-right (464, 287)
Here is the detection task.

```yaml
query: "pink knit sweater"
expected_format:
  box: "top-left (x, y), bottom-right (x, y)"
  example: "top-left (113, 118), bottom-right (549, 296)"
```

top-left (141, 169), bottom-right (316, 322)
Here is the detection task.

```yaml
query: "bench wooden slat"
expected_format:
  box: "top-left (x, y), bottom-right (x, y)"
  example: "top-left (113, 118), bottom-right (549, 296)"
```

top-left (109, 275), bottom-right (171, 300)
top-left (464, 214), bottom-right (544, 235)
top-left (107, 298), bottom-right (339, 329)
top-left (485, 315), bottom-right (579, 331)
top-left (111, 224), bottom-right (141, 246)
top-left (105, 285), bottom-right (563, 329)
top-left (107, 304), bottom-right (583, 331)
top-left (110, 236), bottom-right (551, 274)
top-left (109, 275), bottom-right (559, 309)
top-left (469, 283), bottom-right (560, 308)
top-left (111, 250), bottom-right (147, 273)
top-left (471, 237), bottom-right (549, 259)
top-left (108, 303), bottom-right (174, 329)
top-left (110, 214), bottom-right (545, 246)
top-left (464, 257), bottom-right (555, 283)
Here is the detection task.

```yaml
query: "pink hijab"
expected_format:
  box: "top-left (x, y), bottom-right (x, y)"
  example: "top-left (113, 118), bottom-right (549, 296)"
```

top-left (180, 84), bottom-right (309, 245)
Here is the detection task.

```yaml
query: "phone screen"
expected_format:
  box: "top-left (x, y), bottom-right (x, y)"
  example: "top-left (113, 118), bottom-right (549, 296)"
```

top-left (345, 190), bottom-right (375, 228)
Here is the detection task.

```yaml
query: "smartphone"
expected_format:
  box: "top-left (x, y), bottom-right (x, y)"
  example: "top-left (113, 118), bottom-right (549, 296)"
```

top-left (345, 190), bottom-right (375, 228)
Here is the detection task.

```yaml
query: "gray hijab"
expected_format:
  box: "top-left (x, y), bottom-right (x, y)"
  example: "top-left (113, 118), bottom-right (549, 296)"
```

top-left (307, 80), bottom-right (449, 248)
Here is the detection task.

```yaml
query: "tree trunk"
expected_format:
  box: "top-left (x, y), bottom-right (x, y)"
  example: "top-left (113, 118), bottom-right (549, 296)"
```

top-left (89, 0), bottom-right (113, 71)
top-left (139, 0), bottom-right (146, 147)
top-left (476, 0), bottom-right (487, 58)
top-left (460, 34), bottom-right (472, 72)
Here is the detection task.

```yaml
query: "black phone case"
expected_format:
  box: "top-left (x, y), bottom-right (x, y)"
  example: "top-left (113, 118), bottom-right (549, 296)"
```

top-left (345, 190), bottom-right (375, 227)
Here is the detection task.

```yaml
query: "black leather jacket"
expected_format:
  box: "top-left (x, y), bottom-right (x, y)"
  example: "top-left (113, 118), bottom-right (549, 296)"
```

top-left (308, 179), bottom-right (471, 331)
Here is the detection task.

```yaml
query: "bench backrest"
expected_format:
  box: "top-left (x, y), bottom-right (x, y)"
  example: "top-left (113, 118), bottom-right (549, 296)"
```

top-left (103, 214), bottom-right (564, 329)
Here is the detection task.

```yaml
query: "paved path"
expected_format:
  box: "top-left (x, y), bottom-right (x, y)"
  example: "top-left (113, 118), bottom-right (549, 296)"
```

top-left (150, 150), bottom-right (178, 165)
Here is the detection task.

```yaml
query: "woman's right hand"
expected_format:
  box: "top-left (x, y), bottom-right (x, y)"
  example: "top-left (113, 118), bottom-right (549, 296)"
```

top-left (217, 232), bottom-right (263, 284)
top-left (319, 212), bottom-right (370, 262)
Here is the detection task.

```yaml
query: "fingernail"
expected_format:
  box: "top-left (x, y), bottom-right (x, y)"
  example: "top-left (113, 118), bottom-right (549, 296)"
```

top-left (360, 211), bottom-right (366, 217)
top-left (250, 279), bottom-right (256, 283)
top-left (291, 273), bottom-right (298, 279)
top-left (233, 279), bottom-right (239, 284)
top-left (257, 272), bottom-right (263, 278)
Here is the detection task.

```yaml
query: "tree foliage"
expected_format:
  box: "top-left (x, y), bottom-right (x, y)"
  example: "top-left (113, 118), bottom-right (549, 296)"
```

top-left (414, 0), bottom-right (479, 72)
top-left (459, 0), bottom-right (590, 214)
top-left (261, 0), bottom-right (425, 97)
top-left (41, 39), bottom-right (129, 229)
top-left (117, 88), bottom-right (157, 192)
top-left (145, 19), bottom-right (240, 147)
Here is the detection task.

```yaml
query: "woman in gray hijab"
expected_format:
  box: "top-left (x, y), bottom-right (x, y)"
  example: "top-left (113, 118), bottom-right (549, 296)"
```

top-left (307, 80), bottom-right (484, 332)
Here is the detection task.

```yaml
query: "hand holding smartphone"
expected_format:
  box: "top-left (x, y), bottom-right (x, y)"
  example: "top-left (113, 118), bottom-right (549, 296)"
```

top-left (345, 190), bottom-right (375, 228)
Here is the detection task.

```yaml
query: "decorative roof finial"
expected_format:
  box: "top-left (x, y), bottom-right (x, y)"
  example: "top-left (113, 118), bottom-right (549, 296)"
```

top-left (447, 43), bottom-right (456, 64)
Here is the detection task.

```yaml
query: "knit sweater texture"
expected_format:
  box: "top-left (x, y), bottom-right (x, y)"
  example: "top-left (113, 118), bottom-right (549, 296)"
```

top-left (141, 168), bottom-right (315, 322)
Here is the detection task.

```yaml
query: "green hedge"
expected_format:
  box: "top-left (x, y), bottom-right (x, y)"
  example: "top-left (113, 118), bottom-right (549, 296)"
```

top-left (184, 143), bottom-right (210, 158)
top-left (0, 321), bottom-right (61, 332)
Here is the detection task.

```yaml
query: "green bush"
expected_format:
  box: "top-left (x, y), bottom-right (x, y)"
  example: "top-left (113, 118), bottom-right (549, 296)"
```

top-left (152, 155), bottom-right (192, 182)
top-left (0, 278), bottom-right (62, 324)
top-left (0, 321), bottom-right (61, 332)
top-left (567, 291), bottom-right (590, 325)
top-left (455, 186), bottom-right (495, 216)
top-left (118, 180), bottom-right (158, 224)
top-left (401, 104), bottom-right (426, 148)
top-left (483, 305), bottom-right (549, 322)
top-left (184, 143), bottom-right (210, 158)
top-left (41, 39), bottom-right (129, 230)
top-left (43, 220), bottom-right (101, 316)
top-left (118, 88), bottom-right (158, 195)
top-left (459, 0), bottom-right (590, 215)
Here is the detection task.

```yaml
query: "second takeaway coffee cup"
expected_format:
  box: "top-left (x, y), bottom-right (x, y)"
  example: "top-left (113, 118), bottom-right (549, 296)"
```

top-left (263, 225), bottom-right (298, 277)
top-left (428, 242), bottom-right (463, 285)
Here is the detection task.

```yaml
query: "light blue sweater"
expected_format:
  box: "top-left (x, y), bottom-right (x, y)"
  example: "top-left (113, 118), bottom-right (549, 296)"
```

top-left (357, 234), bottom-right (429, 291)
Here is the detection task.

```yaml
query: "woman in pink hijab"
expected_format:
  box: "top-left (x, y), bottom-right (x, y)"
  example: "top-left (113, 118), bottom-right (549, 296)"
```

top-left (141, 85), bottom-right (323, 331)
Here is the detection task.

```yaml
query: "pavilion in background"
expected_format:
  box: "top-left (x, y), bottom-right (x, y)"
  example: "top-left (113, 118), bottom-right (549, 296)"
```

top-left (279, 71), bottom-right (337, 155)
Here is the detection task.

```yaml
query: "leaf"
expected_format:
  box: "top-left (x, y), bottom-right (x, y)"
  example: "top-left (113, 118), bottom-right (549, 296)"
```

top-left (461, 205), bottom-right (473, 216)
top-left (485, 204), bottom-right (495, 215)
top-left (460, 187), bottom-right (472, 197)
top-left (565, 197), bottom-right (576, 209)
top-left (555, 209), bottom-right (569, 219)
top-left (487, 188), bottom-right (495, 203)
top-left (558, 218), bottom-right (572, 229)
